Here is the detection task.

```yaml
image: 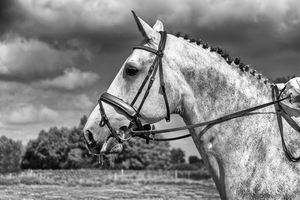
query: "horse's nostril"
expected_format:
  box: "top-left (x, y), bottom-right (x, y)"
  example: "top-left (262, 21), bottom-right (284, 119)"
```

top-left (83, 130), bottom-right (102, 155)
top-left (85, 130), bottom-right (95, 146)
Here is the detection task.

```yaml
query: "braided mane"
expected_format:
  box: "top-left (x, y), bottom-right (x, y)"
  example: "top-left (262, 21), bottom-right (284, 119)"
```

top-left (170, 32), bottom-right (274, 89)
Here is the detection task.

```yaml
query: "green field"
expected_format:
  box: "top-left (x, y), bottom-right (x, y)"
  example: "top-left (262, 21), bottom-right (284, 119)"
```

top-left (0, 170), bottom-right (220, 199)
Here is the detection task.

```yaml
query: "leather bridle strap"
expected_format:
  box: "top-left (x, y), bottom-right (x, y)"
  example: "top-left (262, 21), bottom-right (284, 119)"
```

top-left (132, 31), bottom-right (170, 122)
top-left (272, 85), bottom-right (300, 162)
top-left (98, 97), bottom-right (122, 143)
top-left (134, 85), bottom-right (300, 164)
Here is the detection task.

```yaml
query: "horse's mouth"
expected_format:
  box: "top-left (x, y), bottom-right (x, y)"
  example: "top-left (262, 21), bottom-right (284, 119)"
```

top-left (99, 137), bottom-right (123, 155)
top-left (88, 124), bottom-right (152, 155)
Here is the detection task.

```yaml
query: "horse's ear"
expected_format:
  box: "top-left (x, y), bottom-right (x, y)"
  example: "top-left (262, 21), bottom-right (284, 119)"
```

top-left (153, 20), bottom-right (164, 32)
top-left (132, 11), bottom-right (153, 41)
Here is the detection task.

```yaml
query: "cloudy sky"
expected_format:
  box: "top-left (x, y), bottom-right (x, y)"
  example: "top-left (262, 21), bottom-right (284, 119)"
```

top-left (0, 0), bottom-right (299, 157)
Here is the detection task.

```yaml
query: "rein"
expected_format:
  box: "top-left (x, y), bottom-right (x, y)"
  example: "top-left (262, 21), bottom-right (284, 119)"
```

top-left (98, 30), bottom-right (300, 162)
top-left (131, 88), bottom-right (290, 139)
top-left (132, 86), bottom-right (300, 162)
top-left (273, 86), bottom-right (300, 162)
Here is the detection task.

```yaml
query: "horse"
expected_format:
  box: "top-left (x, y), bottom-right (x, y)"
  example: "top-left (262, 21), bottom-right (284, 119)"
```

top-left (83, 11), bottom-right (300, 199)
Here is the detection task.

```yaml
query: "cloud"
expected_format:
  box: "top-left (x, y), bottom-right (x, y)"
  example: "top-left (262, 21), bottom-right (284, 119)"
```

top-left (37, 68), bottom-right (100, 90)
top-left (0, 38), bottom-right (92, 82)
top-left (69, 94), bottom-right (95, 110)
top-left (0, 78), bottom-right (97, 110)
top-left (190, 0), bottom-right (295, 26)
top-left (0, 79), bottom-right (97, 126)
top-left (0, 0), bottom-right (139, 51)
top-left (0, 79), bottom-right (97, 144)
top-left (1, 0), bottom-right (299, 68)
top-left (18, 0), bottom-right (134, 29)
top-left (1, 0), bottom-right (300, 45)
top-left (6, 104), bottom-right (59, 125)
top-left (0, 0), bottom-right (22, 37)
top-left (0, 103), bottom-right (89, 144)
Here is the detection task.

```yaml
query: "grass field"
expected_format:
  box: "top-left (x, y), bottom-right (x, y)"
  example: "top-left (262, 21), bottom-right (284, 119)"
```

top-left (0, 169), bottom-right (220, 199)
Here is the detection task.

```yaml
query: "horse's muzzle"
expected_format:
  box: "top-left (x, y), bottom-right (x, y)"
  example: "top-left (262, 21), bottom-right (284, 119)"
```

top-left (100, 136), bottom-right (123, 154)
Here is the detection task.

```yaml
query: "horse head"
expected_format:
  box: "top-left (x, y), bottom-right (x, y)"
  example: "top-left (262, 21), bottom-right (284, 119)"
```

top-left (83, 12), bottom-right (183, 155)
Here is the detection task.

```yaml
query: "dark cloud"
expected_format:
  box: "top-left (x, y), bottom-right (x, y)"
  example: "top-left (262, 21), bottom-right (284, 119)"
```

top-left (0, 0), bottom-right (20, 36)
top-left (0, 0), bottom-right (139, 51)
top-left (35, 68), bottom-right (100, 91)
top-left (1, 0), bottom-right (300, 61)
top-left (0, 38), bottom-right (97, 83)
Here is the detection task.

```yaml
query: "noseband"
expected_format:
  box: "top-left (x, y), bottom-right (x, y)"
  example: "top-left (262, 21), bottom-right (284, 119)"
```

top-left (98, 31), bottom-right (170, 143)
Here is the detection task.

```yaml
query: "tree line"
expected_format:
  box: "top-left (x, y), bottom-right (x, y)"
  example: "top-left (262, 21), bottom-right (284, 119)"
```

top-left (0, 115), bottom-right (205, 173)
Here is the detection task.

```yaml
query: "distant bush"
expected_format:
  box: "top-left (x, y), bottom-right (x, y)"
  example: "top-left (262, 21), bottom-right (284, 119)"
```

top-left (188, 156), bottom-right (205, 168)
top-left (178, 170), bottom-right (211, 180)
top-left (170, 148), bottom-right (185, 164)
top-left (168, 163), bottom-right (199, 170)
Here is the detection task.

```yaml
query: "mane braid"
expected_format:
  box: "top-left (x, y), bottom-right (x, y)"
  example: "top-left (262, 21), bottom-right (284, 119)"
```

top-left (170, 31), bottom-right (273, 88)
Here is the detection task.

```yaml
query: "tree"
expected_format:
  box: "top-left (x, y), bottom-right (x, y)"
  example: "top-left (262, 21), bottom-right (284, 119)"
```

top-left (78, 115), bottom-right (87, 130)
top-left (21, 115), bottom-right (172, 170)
top-left (21, 115), bottom-right (98, 169)
top-left (63, 115), bottom-right (95, 169)
top-left (113, 136), bottom-right (171, 170)
top-left (21, 127), bottom-right (69, 169)
top-left (170, 148), bottom-right (185, 164)
top-left (0, 135), bottom-right (24, 173)
top-left (63, 148), bottom-right (84, 169)
top-left (188, 155), bottom-right (205, 168)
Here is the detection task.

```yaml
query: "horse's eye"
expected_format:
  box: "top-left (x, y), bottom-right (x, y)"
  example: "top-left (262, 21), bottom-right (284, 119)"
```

top-left (126, 66), bottom-right (139, 76)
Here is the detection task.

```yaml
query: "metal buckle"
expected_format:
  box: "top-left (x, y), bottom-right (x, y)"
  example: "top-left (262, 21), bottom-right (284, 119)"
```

top-left (156, 50), bottom-right (164, 57)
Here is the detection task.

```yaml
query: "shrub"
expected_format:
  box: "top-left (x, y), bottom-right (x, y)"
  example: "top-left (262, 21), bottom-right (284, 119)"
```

top-left (168, 163), bottom-right (199, 170)
top-left (180, 170), bottom-right (211, 180)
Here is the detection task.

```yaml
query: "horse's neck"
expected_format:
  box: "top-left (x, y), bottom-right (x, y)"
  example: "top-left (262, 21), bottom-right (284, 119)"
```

top-left (170, 37), bottom-right (300, 199)
top-left (174, 40), bottom-right (278, 197)
top-left (175, 41), bottom-right (272, 125)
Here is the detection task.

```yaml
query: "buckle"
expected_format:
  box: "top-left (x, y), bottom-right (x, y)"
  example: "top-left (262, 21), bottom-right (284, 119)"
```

top-left (156, 50), bottom-right (164, 57)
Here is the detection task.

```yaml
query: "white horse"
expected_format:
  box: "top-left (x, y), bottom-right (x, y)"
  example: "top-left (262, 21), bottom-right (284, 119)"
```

top-left (83, 12), bottom-right (300, 199)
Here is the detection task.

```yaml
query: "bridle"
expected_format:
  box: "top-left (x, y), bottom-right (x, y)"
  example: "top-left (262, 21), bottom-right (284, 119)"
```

top-left (98, 31), bottom-right (300, 162)
top-left (98, 31), bottom-right (170, 144)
